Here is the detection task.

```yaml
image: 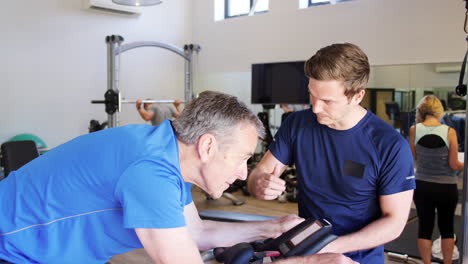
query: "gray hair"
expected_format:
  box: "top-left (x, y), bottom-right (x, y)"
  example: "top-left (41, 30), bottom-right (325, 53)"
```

top-left (172, 91), bottom-right (265, 146)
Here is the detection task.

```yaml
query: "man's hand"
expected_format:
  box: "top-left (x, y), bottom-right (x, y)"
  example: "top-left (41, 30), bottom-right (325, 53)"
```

top-left (173, 99), bottom-right (181, 108)
top-left (136, 99), bottom-right (143, 110)
top-left (250, 165), bottom-right (286, 200)
top-left (270, 214), bottom-right (304, 238)
top-left (274, 253), bottom-right (358, 264)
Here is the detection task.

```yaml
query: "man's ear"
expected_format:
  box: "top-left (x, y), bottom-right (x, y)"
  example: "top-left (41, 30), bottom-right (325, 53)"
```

top-left (351, 89), bottom-right (366, 105)
top-left (197, 133), bottom-right (217, 162)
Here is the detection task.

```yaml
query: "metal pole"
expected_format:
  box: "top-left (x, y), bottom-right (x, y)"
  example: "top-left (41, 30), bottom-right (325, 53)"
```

top-left (460, 2), bottom-right (468, 258)
top-left (185, 50), bottom-right (192, 102)
top-left (107, 36), bottom-right (119, 128)
top-left (462, 95), bottom-right (468, 264)
top-left (461, 46), bottom-right (468, 264)
top-left (121, 99), bottom-right (186, 104)
top-left (184, 44), bottom-right (201, 102)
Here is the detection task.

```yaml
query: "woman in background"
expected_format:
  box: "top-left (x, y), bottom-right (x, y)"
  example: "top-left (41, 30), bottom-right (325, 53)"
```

top-left (409, 95), bottom-right (464, 264)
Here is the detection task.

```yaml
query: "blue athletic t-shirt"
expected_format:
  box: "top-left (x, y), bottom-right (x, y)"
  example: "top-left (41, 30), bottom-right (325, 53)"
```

top-left (0, 120), bottom-right (193, 264)
top-left (270, 110), bottom-right (415, 264)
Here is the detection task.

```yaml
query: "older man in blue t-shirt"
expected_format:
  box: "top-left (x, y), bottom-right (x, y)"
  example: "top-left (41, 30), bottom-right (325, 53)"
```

top-left (248, 43), bottom-right (415, 264)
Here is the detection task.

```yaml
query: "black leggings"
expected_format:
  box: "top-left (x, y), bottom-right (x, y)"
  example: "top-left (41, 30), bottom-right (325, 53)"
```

top-left (413, 180), bottom-right (458, 240)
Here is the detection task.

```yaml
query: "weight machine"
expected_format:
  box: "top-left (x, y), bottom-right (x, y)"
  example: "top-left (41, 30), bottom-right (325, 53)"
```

top-left (91, 35), bottom-right (201, 128)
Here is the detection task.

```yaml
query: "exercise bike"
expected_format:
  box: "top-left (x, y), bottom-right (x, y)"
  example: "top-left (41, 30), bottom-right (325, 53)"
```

top-left (213, 218), bottom-right (337, 264)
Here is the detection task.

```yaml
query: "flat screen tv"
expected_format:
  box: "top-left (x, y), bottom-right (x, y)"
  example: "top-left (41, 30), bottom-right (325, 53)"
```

top-left (251, 61), bottom-right (309, 104)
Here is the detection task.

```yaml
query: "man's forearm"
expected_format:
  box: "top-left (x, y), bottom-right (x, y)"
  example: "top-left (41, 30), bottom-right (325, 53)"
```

top-left (323, 190), bottom-right (413, 254)
top-left (273, 256), bottom-right (309, 264)
top-left (137, 108), bottom-right (153, 121)
top-left (321, 215), bottom-right (405, 254)
top-left (273, 253), bottom-right (357, 264)
top-left (196, 219), bottom-right (282, 250)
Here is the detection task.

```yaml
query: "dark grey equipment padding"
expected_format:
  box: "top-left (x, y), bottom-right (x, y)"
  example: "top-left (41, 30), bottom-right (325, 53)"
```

top-left (199, 210), bottom-right (277, 222)
top-left (0, 140), bottom-right (39, 177)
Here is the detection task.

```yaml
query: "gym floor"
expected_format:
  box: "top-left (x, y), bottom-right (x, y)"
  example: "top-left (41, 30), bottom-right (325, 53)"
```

top-left (111, 186), bottom-right (441, 264)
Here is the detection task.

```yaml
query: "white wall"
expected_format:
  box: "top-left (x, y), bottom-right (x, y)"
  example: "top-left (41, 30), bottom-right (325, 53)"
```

top-left (2, 0), bottom-right (465, 147)
top-left (0, 0), bottom-right (192, 148)
top-left (191, 0), bottom-right (465, 126)
top-left (193, 0), bottom-right (464, 72)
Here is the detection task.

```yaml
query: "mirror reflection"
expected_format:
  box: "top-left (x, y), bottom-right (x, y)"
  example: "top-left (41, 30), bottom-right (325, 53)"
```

top-left (364, 62), bottom-right (465, 150)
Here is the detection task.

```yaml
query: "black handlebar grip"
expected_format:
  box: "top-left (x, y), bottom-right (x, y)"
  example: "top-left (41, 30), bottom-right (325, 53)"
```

top-left (214, 243), bottom-right (254, 264)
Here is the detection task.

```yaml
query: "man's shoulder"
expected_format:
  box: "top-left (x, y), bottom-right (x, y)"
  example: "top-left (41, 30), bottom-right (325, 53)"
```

top-left (286, 109), bottom-right (315, 125)
top-left (364, 113), bottom-right (402, 138)
top-left (277, 110), bottom-right (316, 138)
top-left (361, 113), bottom-right (410, 153)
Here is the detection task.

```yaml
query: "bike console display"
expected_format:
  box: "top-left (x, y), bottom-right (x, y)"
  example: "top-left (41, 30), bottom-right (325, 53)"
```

top-left (277, 218), bottom-right (336, 257)
top-left (214, 218), bottom-right (337, 264)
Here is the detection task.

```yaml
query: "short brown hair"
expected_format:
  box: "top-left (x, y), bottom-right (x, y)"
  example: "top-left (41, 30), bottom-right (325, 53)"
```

top-left (304, 43), bottom-right (370, 99)
top-left (416, 95), bottom-right (444, 123)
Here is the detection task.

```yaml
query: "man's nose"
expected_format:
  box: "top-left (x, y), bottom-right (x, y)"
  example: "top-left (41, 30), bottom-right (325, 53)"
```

top-left (311, 100), bottom-right (322, 114)
top-left (237, 164), bottom-right (248, 180)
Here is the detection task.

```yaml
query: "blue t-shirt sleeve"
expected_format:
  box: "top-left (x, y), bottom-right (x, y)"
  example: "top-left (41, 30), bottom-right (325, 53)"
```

top-left (269, 116), bottom-right (295, 166)
top-left (378, 137), bottom-right (416, 195)
top-left (114, 160), bottom-right (187, 229)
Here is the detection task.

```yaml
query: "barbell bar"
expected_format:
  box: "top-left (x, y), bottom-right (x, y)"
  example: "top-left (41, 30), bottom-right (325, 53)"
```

top-left (122, 99), bottom-right (186, 104)
top-left (91, 89), bottom-right (187, 115)
top-left (91, 99), bottom-right (185, 104)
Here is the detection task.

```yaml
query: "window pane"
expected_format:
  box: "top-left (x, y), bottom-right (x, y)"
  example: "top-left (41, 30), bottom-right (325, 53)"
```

top-left (228, 0), bottom-right (250, 17)
top-left (214, 0), bottom-right (224, 21)
top-left (311, 0), bottom-right (329, 4)
top-left (255, 0), bottom-right (269, 12)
